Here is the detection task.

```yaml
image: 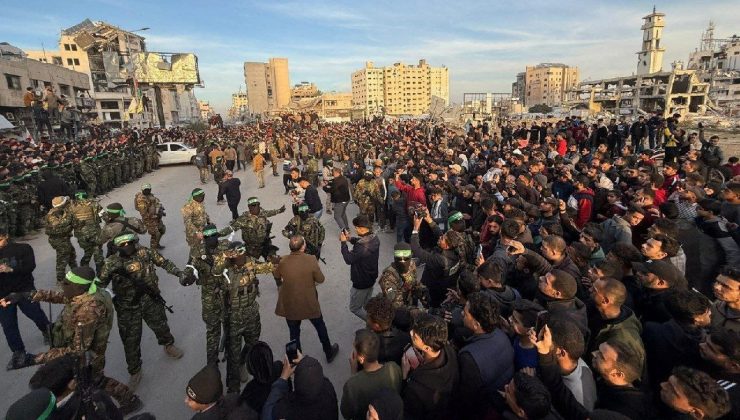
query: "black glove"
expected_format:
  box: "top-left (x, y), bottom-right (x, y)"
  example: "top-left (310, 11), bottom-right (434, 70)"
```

top-left (179, 269), bottom-right (196, 287)
top-left (2, 291), bottom-right (33, 305)
top-left (279, 204), bottom-right (286, 212)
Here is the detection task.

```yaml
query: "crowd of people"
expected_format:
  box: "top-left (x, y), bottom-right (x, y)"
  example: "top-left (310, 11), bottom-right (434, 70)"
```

top-left (1, 112), bottom-right (740, 420)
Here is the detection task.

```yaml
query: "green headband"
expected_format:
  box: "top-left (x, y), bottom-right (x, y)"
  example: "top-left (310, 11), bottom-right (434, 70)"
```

top-left (75, 192), bottom-right (87, 199)
top-left (65, 271), bottom-right (98, 295)
top-left (106, 208), bottom-right (125, 216)
top-left (203, 228), bottom-right (218, 236)
top-left (191, 189), bottom-right (205, 198)
top-left (298, 205), bottom-right (309, 212)
top-left (247, 198), bottom-right (259, 205)
top-left (142, 183), bottom-right (151, 190)
top-left (394, 250), bottom-right (412, 258)
top-left (113, 233), bottom-right (136, 246)
top-left (37, 392), bottom-right (57, 420)
top-left (448, 211), bottom-right (464, 225)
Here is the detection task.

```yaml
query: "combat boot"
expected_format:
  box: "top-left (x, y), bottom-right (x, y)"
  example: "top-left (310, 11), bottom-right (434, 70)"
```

top-left (118, 395), bottom-right (143, 415)
top-left (164, 344), bottom-right (184, 359)
top-left (128, 371), bottom-right (142, 390)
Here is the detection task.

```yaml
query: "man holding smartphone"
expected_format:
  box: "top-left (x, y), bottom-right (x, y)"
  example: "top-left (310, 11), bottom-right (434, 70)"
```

top-left (340, 215), bottom-right (380, 320)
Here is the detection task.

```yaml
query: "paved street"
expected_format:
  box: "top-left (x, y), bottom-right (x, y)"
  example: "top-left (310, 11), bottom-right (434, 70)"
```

top-left (0, 164), bottom-right (399, 417)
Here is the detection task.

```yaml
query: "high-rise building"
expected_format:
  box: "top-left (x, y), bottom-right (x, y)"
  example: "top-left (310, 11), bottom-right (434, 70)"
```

top-left (636, 8), bottom-right (666, 75)
top-left (351, 59), bottom-right (449, 117)
top-left (520, 63), bottom-right (579, 107)
top-left (243, 57), bottom-right (290, 114)
top-left (228, 89), bottom-right (248, 118)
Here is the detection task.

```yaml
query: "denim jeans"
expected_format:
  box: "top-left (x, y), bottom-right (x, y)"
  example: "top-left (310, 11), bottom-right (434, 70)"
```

top-left (396, 219), bottom-right (409, 243)
top-left (0, 300), bottom-right (50, 353)
top-left (312, 209), bottom-right (323, 220)
top-left (286, 316), bottom-right (332, 354)
top-left (349, 286), bottom-right (374, 320)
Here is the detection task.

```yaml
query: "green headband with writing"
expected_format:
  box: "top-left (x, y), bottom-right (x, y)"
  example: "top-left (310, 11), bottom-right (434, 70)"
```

top-left (448, 211), bottom-right (464, 225)
top-left (106, 207), bottom-right (125, 216)
top-left (113, 233), bottom-right (136, 246)
top-left (247, 198), bottom-right (260, 205)
top-left (298, 204), bottom-right (309, 212)
top-left (65, 271), bottom-right (98, 295)
top-left (394, 250), bottom-right (412, 258)
top-left (191, 189), bottom-right (205, 198)
top-left (203, 228), bottom-right (218, 237)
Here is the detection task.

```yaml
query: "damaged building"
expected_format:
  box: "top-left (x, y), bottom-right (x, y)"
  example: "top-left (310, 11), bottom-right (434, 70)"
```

top-left (687, 22), bottom-right (740, 116)
top-left (564, 8), bottom-right (710, 118)
top-left (26, 19), bottom-right (201, 128)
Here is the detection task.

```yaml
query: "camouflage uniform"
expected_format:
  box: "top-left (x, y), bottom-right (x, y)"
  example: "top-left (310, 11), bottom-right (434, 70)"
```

top-left (305, 156), bottom-right (319, 186)
top-left (30, 288), bottom-right (137, 405)
top-left (112, 153), bottom-right (123, 187)
top-left (378, 262), bottom-right (420, 309)
top-left (218, 207), bottom-right (284, 260)
top-left (100, 216), bottom-right (147, 255)
top-left (214, 252), bottom-right (274, 392)
top-left (354, 177), bottom-right (381, 223)
top-left (8, 178), bottom-right (30, 237)
top-left (45, 205), bottom-right (77, 283)
top-left (80, 158), bottom-right (97, 197)
top-left (181, 200), bottom-right (211, 247)
top-left (97, 156), bottom-right (110, 194)
top-left (269, 143), bottom-right (279, 175)
top-left (99, 244), bottom-right (183, 375)
top-left (134, 192), bottom-right (166, 249)
top-left (281, 214), bottom-right (325, 257)
top-left (0, 182), bottom-right (15, 237)
top-left (188, 239), bottom-right (230, 366)
top-left (70, 197), bottom-right (104, 272)
top-left (212, 156), bottom-right (226, 184)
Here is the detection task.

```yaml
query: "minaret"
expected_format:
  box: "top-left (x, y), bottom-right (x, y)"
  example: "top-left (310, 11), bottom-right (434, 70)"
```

top-left (636, 6), bottom-right (666, 75)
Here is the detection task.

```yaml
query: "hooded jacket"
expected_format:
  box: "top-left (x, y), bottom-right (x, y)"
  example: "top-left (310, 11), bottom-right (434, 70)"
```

top-left (264, 356), bottom-right (338, 420)
top-left (571, 188), bottom-right (595, 229)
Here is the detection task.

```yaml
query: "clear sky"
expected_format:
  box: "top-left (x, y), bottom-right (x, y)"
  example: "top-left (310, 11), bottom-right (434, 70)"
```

top-left (3, 0), bottom-right (739, 113)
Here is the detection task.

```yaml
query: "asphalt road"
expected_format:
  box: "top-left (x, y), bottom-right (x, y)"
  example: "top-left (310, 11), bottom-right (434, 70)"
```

top-left (0, 164), bottom-right (400, 418)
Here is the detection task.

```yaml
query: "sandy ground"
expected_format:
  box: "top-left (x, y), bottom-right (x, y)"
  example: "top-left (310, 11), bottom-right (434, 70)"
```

top-left (0, 164), bottom-right (398, 418)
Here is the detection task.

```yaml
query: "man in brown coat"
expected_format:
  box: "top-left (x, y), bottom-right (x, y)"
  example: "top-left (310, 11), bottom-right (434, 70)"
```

top-left (274, 235), bottom-right (339, 363)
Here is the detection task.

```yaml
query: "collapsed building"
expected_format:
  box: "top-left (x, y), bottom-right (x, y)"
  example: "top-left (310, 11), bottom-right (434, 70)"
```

top-left (564, 8), bottom-right (710, 118)
top-left (687, 22), bottom-right (740, 117)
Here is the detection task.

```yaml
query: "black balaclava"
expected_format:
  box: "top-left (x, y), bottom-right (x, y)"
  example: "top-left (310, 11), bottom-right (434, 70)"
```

top-left (393, 242), bottom-right (412, 274)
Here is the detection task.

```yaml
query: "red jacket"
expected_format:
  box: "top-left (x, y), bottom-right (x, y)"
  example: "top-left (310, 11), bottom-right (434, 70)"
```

top-left (557, 138), bottom-right (567, 157)
top-left (395, 180), bottom-right (426, 211)
top-left (572, 188), bottom-right (595, 229)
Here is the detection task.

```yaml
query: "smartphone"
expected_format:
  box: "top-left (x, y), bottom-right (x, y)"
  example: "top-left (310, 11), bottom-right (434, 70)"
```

top-left (476, 244), bottom-right (483, 258)
top-left (286, 340), bottom-right (299, 365)
top-left (507, 245), bottom-right (517, 254)
top-left (535, 311), bottom-right (550, 334)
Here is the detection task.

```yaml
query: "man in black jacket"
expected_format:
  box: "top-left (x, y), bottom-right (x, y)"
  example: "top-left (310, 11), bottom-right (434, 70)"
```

top-left (36, 168), bottom-right (68, 212)
top-left (340, 215), bottom-right (380, 320)
top-left (364, 295), bottom-right (410, 366)
top-left (0, 228), bottom-right (50, 369)
top-left (298, 177), bottom-right (322, 219)
top-left (410, 214), bottom-right (462, 308)
top-left (217, 170), bottom-right (241, 220)
top-left (323, 167), bottom-right (350, 230)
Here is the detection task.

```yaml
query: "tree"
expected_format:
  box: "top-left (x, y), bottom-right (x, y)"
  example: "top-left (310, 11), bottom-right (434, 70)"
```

top-left (529, 104), bottom-right (553, 114)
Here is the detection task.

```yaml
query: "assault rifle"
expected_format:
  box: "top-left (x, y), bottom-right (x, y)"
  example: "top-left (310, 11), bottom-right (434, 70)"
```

top-left (115, 268), bottom-right (174, 313)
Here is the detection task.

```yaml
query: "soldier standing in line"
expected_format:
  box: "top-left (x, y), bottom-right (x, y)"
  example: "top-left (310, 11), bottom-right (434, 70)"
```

top-left (99, 202), bottom-right (148, 256)
top-left (186, 224), bottom-right (230, 367)
top-left (354, 169), bottom-right (381, 224)
top-left (282, 203), bottom-right (325, 260)
top-left (194, 149), bottom-right (209, 184)
top-left (69, 191), bottom-right (104, 273)
top-left (269, 142), bottom-right (279, 176)
top-left (0, 181), bottom-right (14, 237)
top-left (1, 266), bottom-right (143, 415)
top-left (8, 176), bottom-right (29, 237)
top-left (304, 154), bottom-right (319, 187)
top-left (134, 183), bottom-right (166, 250)
top-left (98, 233), bottom-right (190, 390)
top-left (213, 242), bottom-right (276, 393)
top-left (378, 242), bottom-right (424, 309)
top-left (45, 196), bottom-right (77, 284)
top-left (182, 188), bottom-right (211, 248)
top-left (218, 197), bottom-right (285, 261)
top-left (79, 156), bottom-right (97, 197)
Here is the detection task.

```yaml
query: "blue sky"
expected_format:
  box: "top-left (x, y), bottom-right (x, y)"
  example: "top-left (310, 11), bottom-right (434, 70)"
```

top-left (4, 0), bottom-right (739, 113)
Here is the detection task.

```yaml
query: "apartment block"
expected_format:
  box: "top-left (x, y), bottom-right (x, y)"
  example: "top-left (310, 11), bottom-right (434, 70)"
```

top-left (351, 59), bottom-right (449, 117)
top-left (243, 57), bottom-right (290, 114)
top-left (520, 63), bottom-right (579, 107)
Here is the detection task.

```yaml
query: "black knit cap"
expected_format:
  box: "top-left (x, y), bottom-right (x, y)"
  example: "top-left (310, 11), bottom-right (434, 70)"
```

top-left (186, 365), bottom-right (222, 404)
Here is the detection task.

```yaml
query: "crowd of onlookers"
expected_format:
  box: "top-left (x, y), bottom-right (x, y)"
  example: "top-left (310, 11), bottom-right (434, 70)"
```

top-left (4, 113), bottom-right (740, 419)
